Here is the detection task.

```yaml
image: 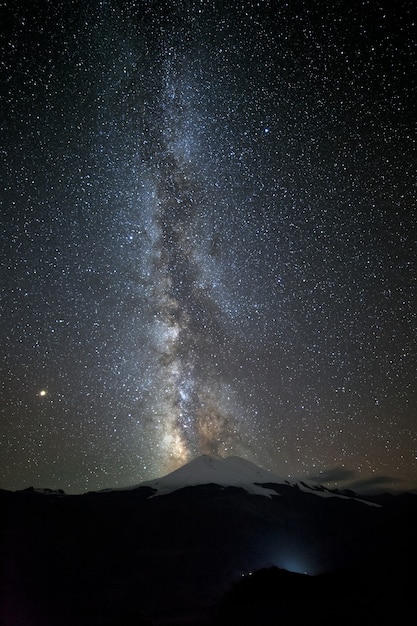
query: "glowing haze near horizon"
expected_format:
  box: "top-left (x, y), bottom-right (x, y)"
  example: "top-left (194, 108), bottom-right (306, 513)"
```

top-left (1, 1), bottom-right (416, 493)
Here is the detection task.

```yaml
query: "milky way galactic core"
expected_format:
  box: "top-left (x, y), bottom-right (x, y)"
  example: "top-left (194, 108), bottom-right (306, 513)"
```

top-left (1, 1), bottom-right (416, 493)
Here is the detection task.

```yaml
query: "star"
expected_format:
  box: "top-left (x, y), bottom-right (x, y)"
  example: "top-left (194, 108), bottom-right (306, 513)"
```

top-left (0, 0), bottom-right (415, 494)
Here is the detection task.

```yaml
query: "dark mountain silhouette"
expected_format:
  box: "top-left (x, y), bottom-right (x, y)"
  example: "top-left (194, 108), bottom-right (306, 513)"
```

top-left (1, 456), bottom-right (415, 625)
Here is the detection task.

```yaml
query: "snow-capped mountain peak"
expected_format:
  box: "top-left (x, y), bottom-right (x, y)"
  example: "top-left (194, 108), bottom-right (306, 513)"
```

top-left (138, 455), bottom-right (380, 505)
top-left (141, 455), bottom-right (284, 497)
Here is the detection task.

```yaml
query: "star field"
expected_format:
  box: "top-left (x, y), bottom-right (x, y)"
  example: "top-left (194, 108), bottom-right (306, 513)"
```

top-left (1, 0), bottom-right (416, 493)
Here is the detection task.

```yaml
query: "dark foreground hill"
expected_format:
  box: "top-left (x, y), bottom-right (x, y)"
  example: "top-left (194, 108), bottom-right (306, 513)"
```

top-left (0, 465), bottom-right (416, 625)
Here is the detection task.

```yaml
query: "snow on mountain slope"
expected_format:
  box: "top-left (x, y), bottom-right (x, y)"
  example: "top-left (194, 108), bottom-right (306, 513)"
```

top-left (139, 455), bottom-right (380, 505)
top-left (141, 455), bottom-right (282, 497)
top-left (296, 481), bottom-right (380, 506)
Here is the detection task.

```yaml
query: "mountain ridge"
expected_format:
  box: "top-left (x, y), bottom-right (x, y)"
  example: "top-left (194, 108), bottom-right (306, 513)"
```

top-left (1, 456), bottom-right (416, 625)
top-left (126, 454), bottom-right (380, 506)
top-left (5, 455), bottom-right (382, 506)
top-left (140, 454), bottom-right (285, 497)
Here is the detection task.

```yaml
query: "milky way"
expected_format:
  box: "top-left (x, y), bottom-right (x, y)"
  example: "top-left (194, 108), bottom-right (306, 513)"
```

top-left (144, 55), bottom-right (248, 468)
top-left (1, 1), bottom-right (416, 492)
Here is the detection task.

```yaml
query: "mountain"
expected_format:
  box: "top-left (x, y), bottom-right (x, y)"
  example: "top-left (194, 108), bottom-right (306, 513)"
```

top-left (138, 454), bottom-right (379, 506)
top-left (1, 456), bottom-right (416, 626)
top-left (140, 454), bottom-right (284, 496)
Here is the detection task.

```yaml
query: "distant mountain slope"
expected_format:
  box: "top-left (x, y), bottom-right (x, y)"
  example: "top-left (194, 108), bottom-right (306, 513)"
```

top-left (140, 454), bottom-right (284, 496)
top-left (136, 455), bottom-right (379, 506)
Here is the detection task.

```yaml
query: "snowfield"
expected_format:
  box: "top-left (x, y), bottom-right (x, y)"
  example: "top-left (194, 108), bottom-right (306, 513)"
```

top-left (126, 455), bottom-right (379, 506)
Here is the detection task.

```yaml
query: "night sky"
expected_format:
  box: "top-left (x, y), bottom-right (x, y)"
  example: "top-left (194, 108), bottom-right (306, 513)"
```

top-left (1, 0), bottom-right (416, 494)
